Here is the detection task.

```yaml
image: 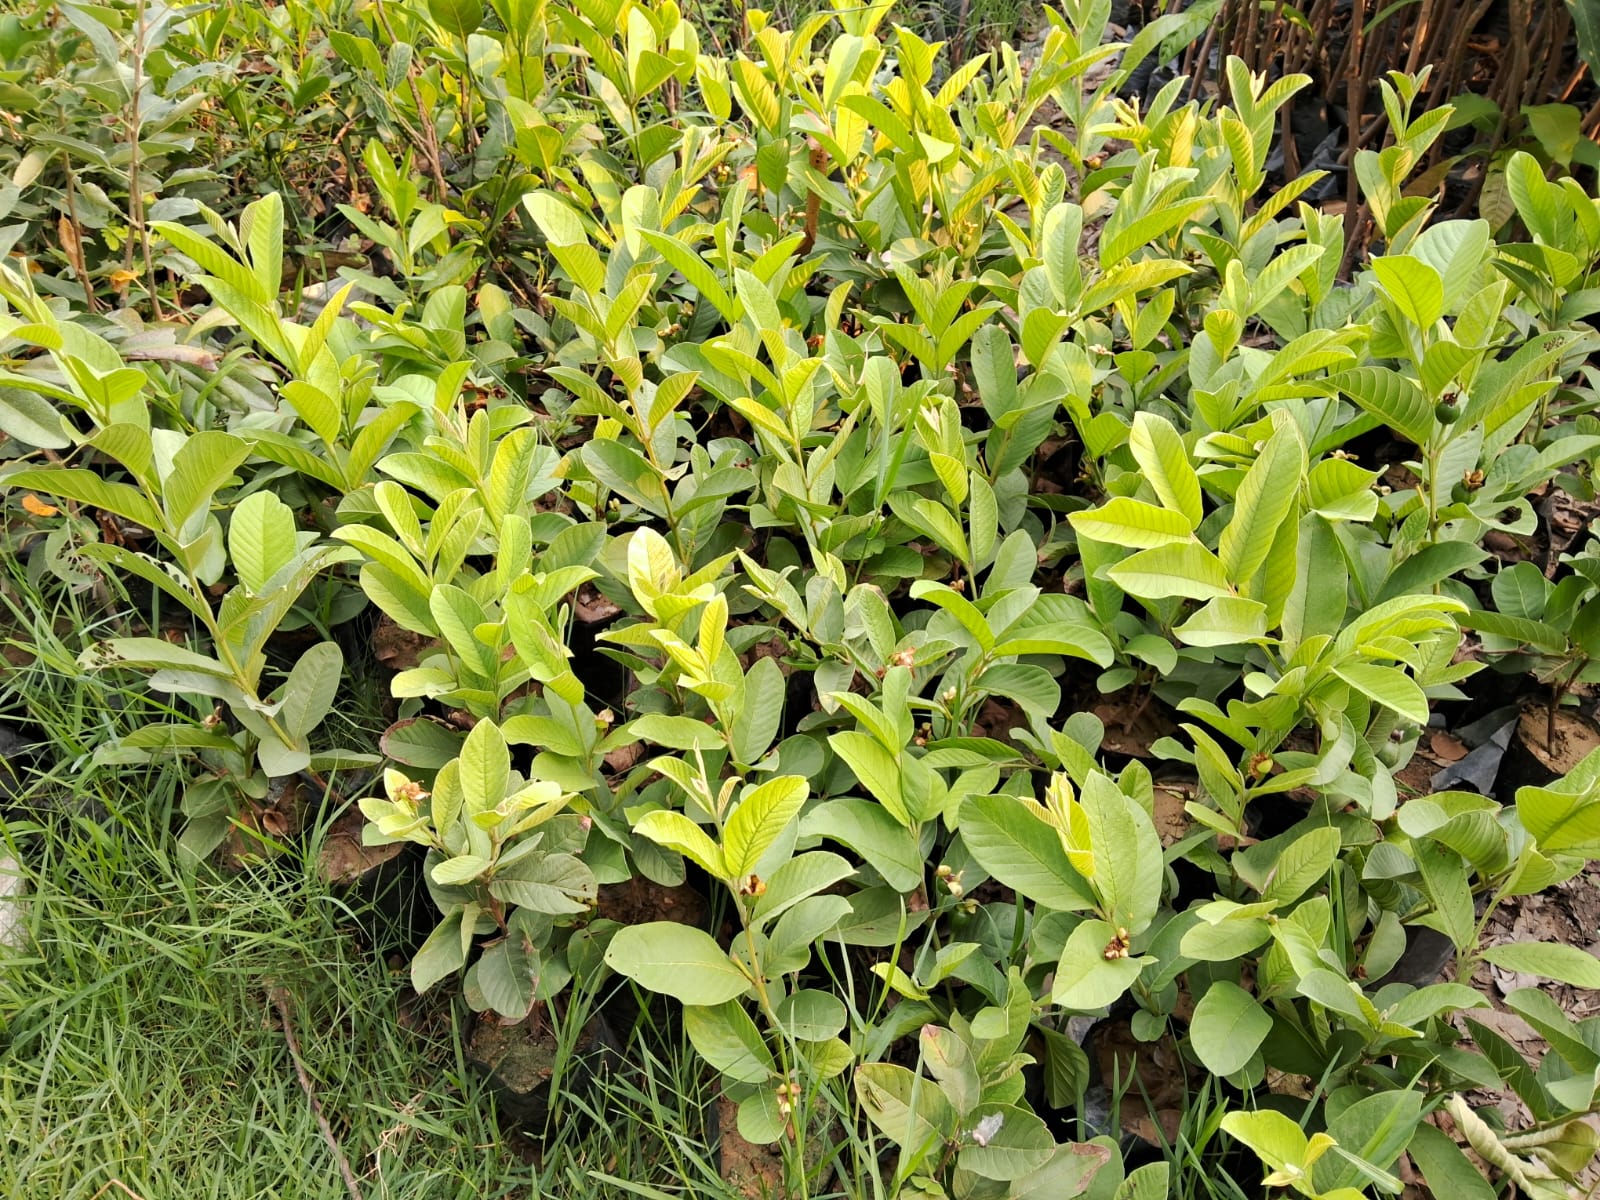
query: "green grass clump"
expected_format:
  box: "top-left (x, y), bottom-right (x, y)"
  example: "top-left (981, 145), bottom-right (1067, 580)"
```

top-left (0, 790), bottom-right (528, 1200)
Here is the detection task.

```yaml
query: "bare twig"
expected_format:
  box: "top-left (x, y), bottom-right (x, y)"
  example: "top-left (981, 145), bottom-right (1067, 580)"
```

top-left (268, 985), bottom-right (365, 1200)
top-left (87, 1183), bottom-right (149, 1200)
top-left (126, 0), bottom-right (165, 321)
top-left (368, 0), bottom-right (450, 203)
top-left (1343, 0), bottom-right (1367, 255)
top-left (1402, 0), bottom-right (1436, 77)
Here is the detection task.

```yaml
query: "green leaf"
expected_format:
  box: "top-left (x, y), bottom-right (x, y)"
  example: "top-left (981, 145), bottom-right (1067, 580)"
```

top-left (1112, 1162), bottom-right (1172, 1200)
top-left (1053, 920), bottom-right (1149, 1010)
top-left (1518, 779), bottom-right (1600, 855)
top-left (959, 794), bottom-right (1094, 911)
top-left (1079, 773), bottom-right (1163, 934)
top-left (630, 713), bottom-right (724, 750)
top-left (1070, 498), bottom-right (1194, 548)
top-left (1189, 981), bottom-right (1271, 1075)
top-left (1306, 457), bottom-right (1379, 521)
top-left (909, 579), bottom-right (994, 651)
top-left (1335, 367), bottom-right (1433, 446)
top-left (359, 564), bottom-right (436, 635)
top-left (412, 909), bottom-right (467, 993)
top-left (1459, 609), bottom-right (1566, 652)
top-left (1506, 987), bottom-right (1600, 1070)
top-left (751, 851), bottom-right (855, 927)
top-left (1129, 413), bottom-right (1202, 529)
top-left (165, 431), bottom-right (250, 539)
top-left (432, 854), bottom-right (490, 886)
top-left (603, 922), bottom-right (751, 1004)
top-left (1260, 826), bottom-right (1342, 907)
top-left (1570, 0), bottom-right (1600, 85)
top-left (958, 1103), bottom-right (1056, 1182)
top-left (855, 1062), bottom-right (954, 1158)
top-left (584, 439), bottom-right (670, 517)
top-left (523, 190), bottom-right (589, 246)
top-left (154, 217), bottom-right (273, 310)
top-left (1107, 543), bottom-right (1232, 601)
top-left (430, 584), bottom-right (499, 682)
top-left (1406, 1122), bottom-right (1497, 1200)
top-left (1375, 542), bottom-right (1488, 603)
top-left (777, 989), bottom-right (848, 1041)
top-left (473, 935), bottom-right (537, 1020)
top-left (634, 810), bottom-right (728, 878)
top-left (1317, 1088), bottom-right (1424, 1194)
top-left (1332, 662), bottom-right (1429, 723)
top-left (975, 663), bottom-right (1061, 719)
top-left (1492, 561), bottom-right (1552, 620)
top-left (1181, 912), bottom-right (1273, 960)
top-left (828, 730), bottom-right (908, 825)
top-left (280, 382), bottom-right (340, 446)
top-left (1284, 515), bottom-right (1346, 649)
top-left (228, 491), bottom-right (300, 595)
top-left (279, 641), bottom-right (341, 742)
top-left (489, 852), bottom-right (595, 914)
top-left (684, 1001), bottom-right (775, 1084)
top-left (731, 655), bottom-right (784, 765)
top-left (1481, 942), bottom-right (1600, 989)
top-left (0, 387), bottom-right (70, 448)
top-left (459, 719), bottom-right (509, 813)
top-left (5, 468), bottom-right (160, 529)
top-left (1371, 254), bottom-right (1445, 328)
top-left (801, 798), bottom-right (923, 893)
top-left (1219, 426), bottom-right (1302, 588)
top-left (427, 0), bottom-right (484, 42)
top-left (1414, 839), bottom-right (1475, 953)
top-left (724, 775), bottom-right (808, 878)
top-left (241, 193), bottom-right (284, 307)
top-left (1174, 596), bottom-right (1269, 647)
top-left (640, 230), bottom-right (738, 321)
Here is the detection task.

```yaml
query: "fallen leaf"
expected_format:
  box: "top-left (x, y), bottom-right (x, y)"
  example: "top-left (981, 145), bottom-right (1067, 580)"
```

top-left (1430, 731), bottom-right (1468, 763)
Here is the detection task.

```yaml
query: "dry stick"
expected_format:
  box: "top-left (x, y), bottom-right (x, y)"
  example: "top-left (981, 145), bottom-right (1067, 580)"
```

top-left (126, 0), bottom-right (166, 321)
top-left (1561, 61), bottom-right (1589, 102)
top-left (1583, 90), bottom-right (1600, 136)
top-left (1281, 100), bottom-right (1302, 177)
top-left (1336, 6), bottom-right (1396, 277)
top-left (1276, 5), bottom-right (1302, 180)
top-left (1242, 0), bottom-right (1261, 76)
top-left (1430, 0), bottom-right (1497, 171)
top-left (1413, 8), bottom-right (1454, 169)
top-left (1461, 0), bottom-right (1534, 216)
top-left (1493, 0), bottom-right (1534, 151)
top-left (1306, 0), bottom-right (1335, 82)
top-left (1352, 15), bottom-right (1397, 154)
top-left (1402, 0), bottom-right (1435, 77)
top-left (1343, 0), bottom-right (1367, 258)
top-left (1534, 8), bottom-right (1570, 103)
top-left (269, 986), bottom-right (365, 1200)
top-left (1178, 4), bottom-right (1206, 89)
top-left (1263, 0), bottom-right (1295, 78)
top-left (1186, 18), bottom-right (1220, 102)
top-left (1520, 9), bottom-right (1551, 111)
top-left (87, 1184), bottom-right (149, 1200)
top-left (61, 172), bottom-right (99, 314)
top-left (369, 0), bottom-right (450, 203)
